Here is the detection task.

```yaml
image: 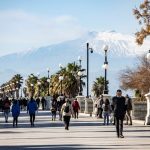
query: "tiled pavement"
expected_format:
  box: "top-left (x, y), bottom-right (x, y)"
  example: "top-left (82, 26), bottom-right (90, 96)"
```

top-left (0, 111), bottom-right (150, 150)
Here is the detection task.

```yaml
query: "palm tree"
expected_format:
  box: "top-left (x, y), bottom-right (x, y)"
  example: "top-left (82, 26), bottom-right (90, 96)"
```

top-left (92, 76), bottom-right (105, 98)
top-left (38, 77), bottom-right (49, 97)
top-left (50, 74), bottom-right (60, 96)
top-left (26, 74), bottom-right (38, 97)
top-left (51, 62), bottom-right (85, 98)
top-left (11, 74), bottom-right (23, 98)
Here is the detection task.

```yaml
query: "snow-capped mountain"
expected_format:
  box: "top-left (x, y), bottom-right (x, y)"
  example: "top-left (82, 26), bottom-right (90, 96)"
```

top-left (85, 31), bottom-right (150, 56)
top-left (0, 31), bottom-right (149, 95)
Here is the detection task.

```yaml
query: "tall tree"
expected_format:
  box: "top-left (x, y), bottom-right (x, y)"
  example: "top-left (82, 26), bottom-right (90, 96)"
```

top-left (50, 62), bottom-right (85, 97)
top-left (10, 74), bottom-right (23, 98)
top-left (133, 0), bottom-right (150, 45)
top-left (119, 55), bottom-right (150, 96)
top-left (92, 76), bottom-right (105, 97)
top-left (26, 74), bottom-right (38, 97)
top-left (38, 77), bottom-right (49, 97)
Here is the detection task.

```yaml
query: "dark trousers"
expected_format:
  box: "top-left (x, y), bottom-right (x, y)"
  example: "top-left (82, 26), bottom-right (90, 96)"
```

top-left (97, 108), bottom-right (103, 118)
top-left (63, 116), bottom-right (71, 130)
top-left (52, 111), bottom-right (56, 121)
top-left (13, 117), bottom-right (18, 127)
top-left (74, 109), bottom-right (79, 119)
top-left (58, 111), bottom-right (62, 121)
top-left (115, 117), bottom-right (124, 137)
top-left (126, 110), bottom-right (132, 125)
top-left (42, 104), bottom-right (45, 110)
top-left (30, 113), bottom-right (35, 126)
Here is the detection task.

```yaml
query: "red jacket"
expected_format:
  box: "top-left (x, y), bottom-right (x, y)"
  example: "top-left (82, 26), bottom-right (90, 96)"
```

top-left (72, 100), bottom-right (80, 110)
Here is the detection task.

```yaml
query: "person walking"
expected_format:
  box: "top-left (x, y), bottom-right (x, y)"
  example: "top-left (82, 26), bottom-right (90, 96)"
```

top-left (61, 98), bottom-right (73, 130)
top-left (57, 95), bottom-right (65, 121)
top-left (36, 97), bottom-right (40, 109)
top-left (72, 98), bottom-right (80, 119)
top-left (102, 99), bottom-right (111, 125)
top-left (11, 99), bottom-right (20, 127)
top-left (97, 95), bottom-right (104, 118)
top-left (3, 97), bottom-right (11, 123)
top-left (51, 97), bottom-right (57, 121)
top-left (112, 89), bottom-right (126, 138)
top-left (41, 97), bottom-right (46, 110)
top-left (125, 94), bottom-right (132, 125)
top-left (27, 97), bottom-right (37, 127)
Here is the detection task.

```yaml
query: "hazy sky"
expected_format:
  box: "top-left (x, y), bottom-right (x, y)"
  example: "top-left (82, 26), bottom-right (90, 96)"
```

top-left (0, 0), bottom-right (143, 56)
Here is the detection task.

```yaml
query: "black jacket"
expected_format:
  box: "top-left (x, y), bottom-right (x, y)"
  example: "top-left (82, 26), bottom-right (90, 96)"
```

top-left (112, 96), bottom-right (127, 119)
top-left (126, 97), bottom-right (132, 110)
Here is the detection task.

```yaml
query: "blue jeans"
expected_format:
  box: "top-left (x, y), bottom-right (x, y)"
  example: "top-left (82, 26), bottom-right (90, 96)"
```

top-left (4, 109), bottom-right (10, 122)
top-left (104, 112), bottom-right (109, 125)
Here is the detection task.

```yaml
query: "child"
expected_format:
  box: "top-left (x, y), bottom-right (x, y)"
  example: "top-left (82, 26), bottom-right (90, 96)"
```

top-left (102, 99), bottom-right (111, 125)
top-left (11, 100), bottom-right (20, 127)
top-left (51, 98), bottom-right (57, 121)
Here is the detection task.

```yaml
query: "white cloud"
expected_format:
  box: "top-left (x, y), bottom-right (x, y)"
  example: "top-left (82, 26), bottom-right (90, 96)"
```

top-left (0, 10), bottom-right (85, 56)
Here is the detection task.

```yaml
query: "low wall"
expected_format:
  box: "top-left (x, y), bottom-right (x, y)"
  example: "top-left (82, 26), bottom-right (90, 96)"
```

top-left (80, 100), bottom-right (85, 113)
top-left (132, 98), bottom-right (147, 120)
top-left (88, 99), bottom-right (93, 115)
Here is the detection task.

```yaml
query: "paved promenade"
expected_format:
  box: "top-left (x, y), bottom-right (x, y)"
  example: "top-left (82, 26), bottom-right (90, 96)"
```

top-left (0, 111), bottom-right (150, 150)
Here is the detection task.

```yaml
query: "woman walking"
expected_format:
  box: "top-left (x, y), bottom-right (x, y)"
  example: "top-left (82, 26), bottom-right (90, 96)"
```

top-left (27, 97), bottom-right (37, 127)
top-left (61, 98), bottom-right (73, 130)
top-left (11, 100), bottom-right (20, 127)
top-left (3, 97), bottom-right (11, 123)
top-left (72, 98), bottom-right (80, 119)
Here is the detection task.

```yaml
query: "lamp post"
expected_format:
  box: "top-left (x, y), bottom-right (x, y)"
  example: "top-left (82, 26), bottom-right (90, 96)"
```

top-left (78, 56), bottom-right (82, 68)
top-left (78, 56), bottom-right (82, 95)
top-left (16, 81), bottom-right (20, 98)
top-left (86, 43), bottom-right (93, 98)
top-left (102, 45), bottom-right (109, 95)
top-left (37, 81), bottom-right (41, 97)
top-left (78, 71), bottom-right (83, 95)
top-left (59, 76), bottom-right (64, 95)
top-left (47, 68), bottom-right (50, 96)
top-left (30, 83), bottom-right (34, 97)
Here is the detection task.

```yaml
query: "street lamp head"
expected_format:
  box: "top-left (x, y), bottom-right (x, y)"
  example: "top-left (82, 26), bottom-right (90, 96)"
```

top-left (78, 56), bottom-right (82, 61)
top-left (47, 79), bottom-right (50, 83)
top-left (102, 64), bottom-right (109, 70)
top-left (47, 68), bottom-right (50, 72)
top-left (59, 64), bottom-right (63, 69)
top-left (59, 76), bottom-right (64, 81)
top-left (103, 45), bottom-right (108, 52)
top-left (146, 50), bottom-right (150, 61)
top-left (37, 81), bottom-right (41, 85)
top-left (78, 71), bottom-right (83, 76)
top-left (90, 48), bottom-right (93, 53)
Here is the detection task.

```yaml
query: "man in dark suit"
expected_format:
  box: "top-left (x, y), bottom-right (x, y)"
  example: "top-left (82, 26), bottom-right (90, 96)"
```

top-left (112, 89), bottom-right (126, 138)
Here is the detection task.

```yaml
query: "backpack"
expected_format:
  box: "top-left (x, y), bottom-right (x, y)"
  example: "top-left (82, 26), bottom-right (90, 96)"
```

top-left (64, 105), bottom-right (70, 113)
top-left (104, 104), bottom-right (109, 111)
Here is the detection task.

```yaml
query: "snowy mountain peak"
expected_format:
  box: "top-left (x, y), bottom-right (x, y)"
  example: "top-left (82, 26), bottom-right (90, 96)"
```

top-left (86, 31), bottom-right (150, 56)
top-left (7, 30), bottom-right (150, 58)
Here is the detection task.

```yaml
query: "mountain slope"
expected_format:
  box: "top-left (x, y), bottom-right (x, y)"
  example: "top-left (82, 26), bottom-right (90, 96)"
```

top-left (0, 31), bottom-right (148, 95)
